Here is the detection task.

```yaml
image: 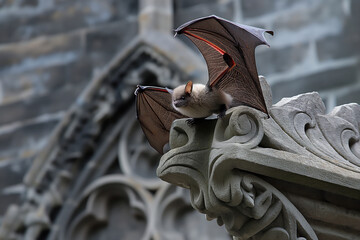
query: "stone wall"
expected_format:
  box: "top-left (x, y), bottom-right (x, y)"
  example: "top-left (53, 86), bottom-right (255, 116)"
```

top-left (0, 0), bottom-right (139, 220)
top-left (0, 0), bottom-right (359, 225)
top-left (174, 0), bottom-right (360, 106)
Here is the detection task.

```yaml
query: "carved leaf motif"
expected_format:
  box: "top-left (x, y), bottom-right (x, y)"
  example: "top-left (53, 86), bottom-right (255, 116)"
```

top-left (157, 185), bottom-right (231, 240)
top-left (119, 109), bottom-right (163, 189)
top-left (158, 79), bottom-right (360, 240)
top-left (213, 107), bottom-right (266, 149)
top-left (270, 93), bottom-right (360, 171)
top-left (317, 104), bottom-right (360, 166)
top-left (158, 104), bottom-right (320, 240)
top-left (64, 175), bottom-right (152, 240)
top-left (208, 169), bottom-right (317, 240)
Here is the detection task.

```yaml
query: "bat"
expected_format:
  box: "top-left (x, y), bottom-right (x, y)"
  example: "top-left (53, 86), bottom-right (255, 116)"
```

top-left (135, 15), bottom-right (273, 154)
top-left (135, 85), bottom-right (187, 154)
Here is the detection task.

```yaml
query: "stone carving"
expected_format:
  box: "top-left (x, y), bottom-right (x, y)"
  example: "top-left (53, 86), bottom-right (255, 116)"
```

top-left (269, 93), bottom-right (360, 171)
top-left (119, 108), bottom-right (163, 189)
top-left (63, 175), bottom-right (152, 240)
top-left (158, 107), bottom-right (317, 239)
top-left (157, 78), bottom-right (360, 239)
top-left (1, 12), bottom-right (358, 240)
top-left (0, 33), bottom-right (231, 240)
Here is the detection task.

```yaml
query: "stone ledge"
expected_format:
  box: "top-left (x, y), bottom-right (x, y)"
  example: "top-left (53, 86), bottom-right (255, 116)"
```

top-left (157, 77), bottom-right (360, 239)
top-left (159, 91), bottom-right (360, 196)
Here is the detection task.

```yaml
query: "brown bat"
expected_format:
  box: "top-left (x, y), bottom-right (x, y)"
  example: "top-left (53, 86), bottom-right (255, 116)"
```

top-left (135, 15), bottom-right (273, 154)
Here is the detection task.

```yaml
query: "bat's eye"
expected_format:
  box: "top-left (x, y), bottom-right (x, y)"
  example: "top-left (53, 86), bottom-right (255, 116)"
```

top-left (180, 95), bottom-right (186, 100)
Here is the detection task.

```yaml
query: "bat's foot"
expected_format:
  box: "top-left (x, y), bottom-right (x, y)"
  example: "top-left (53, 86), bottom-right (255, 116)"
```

top-left (186, 118), bottom-right (196, 126)
top-left (186, 118), bottom-right (203, 126)
top-left (217, 106), bottom-right (227, 119)
top-left (218, 111), bottom-right (226, 119)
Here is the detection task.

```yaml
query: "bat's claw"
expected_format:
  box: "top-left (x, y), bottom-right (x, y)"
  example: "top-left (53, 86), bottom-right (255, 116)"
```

top-left (217, 105), bottom-right (227, 119)
top-left (218, 111), bottom-right (226, 119)
top-left (186, 118), bottom-right (196, 126)
top-left (186, 118), bottom-right (204, 126)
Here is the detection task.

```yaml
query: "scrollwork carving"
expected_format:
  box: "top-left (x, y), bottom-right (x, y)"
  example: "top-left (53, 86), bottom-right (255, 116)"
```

top-left (0, 34), bottom-right (212, 240)
top-left (213, 107), bottom-right (266, 149)
top-left (155, 185), bottom-right (231, 239)
top-left (158, 83), bottom-right (360, 239)
top-left (317, 104), bottom-right (360, 166)
top-left (62, 175), bottom-right (151, 240)
top-left (119, 109), bottom-right (163, 189)
top-left (208, 170), bottom-right (317, 240)
top-left (158, 104), bottom-right (321, 240)
top-left (269, 93), bottom-right (360, 171)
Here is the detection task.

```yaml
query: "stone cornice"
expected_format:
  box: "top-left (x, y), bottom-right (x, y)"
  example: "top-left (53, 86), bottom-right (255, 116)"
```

top-left (157, 78), bottom-right (360, 239)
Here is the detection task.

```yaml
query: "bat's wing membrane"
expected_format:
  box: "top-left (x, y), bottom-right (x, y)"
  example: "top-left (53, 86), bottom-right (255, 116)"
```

top-left (135, 85), bottom-right (186, 154)
top-left (182, 30), bottom-right (232, 87)
top-left (175, 15), bottom-right (273, 114)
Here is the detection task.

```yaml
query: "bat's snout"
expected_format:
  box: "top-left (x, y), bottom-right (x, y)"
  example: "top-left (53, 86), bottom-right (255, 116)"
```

top-left (173, 99), bottom-right (188, 108)
top-left (173, 100), bottom-right (181, 108)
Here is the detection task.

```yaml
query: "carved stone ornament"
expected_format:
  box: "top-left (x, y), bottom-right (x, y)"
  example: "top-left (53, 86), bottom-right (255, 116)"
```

top-left (157, 78), bottom-right (360, 240)
top-left (0, 32), bottom-right (232, 240)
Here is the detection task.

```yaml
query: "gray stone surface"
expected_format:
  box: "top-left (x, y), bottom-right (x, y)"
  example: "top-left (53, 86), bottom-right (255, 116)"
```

top-left (0, 85), bottom-right (83, 125)
top-left (0, 157), bottom-right (32, 215)
top-left (271, 64), bottom-right (358, 103)
top-left (0, 0), bottom-right (359, 239)
top-left (0, 23), bottom-right (229, 240)
top-left (0, 0), bottom-right (140, 218)
top-left (0, 118), bottom-right (59, 160)
top-left (241, 0), bottom-right (297, 18)
top-left (158, 79), bottom-right (360, 238)
top-left (0, 0), bottom-right (138, 44)
top-left (337, 85), bottom-right (360, 106)
top-left (256, 42), bottom-right (309, 76)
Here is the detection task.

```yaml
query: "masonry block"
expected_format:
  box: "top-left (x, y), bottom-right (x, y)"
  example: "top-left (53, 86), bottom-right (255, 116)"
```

top-left (241, 0), bottom-right (296, 18)
top-left (256, 43), bottom-right (309, 75)
top-left (176, 0), bottom-right (218, 9)
top-left (337, 85), bottom-right (360, 106)
top-left (271, 64), bottom-right (358, 103)
top-left (0, 118), bottom-right (59, 160)
top-left (0, 157), bottom-right (33, 216)
top-left (174, 1), bottom-right (234, 31)
top-left (316, 1), bottom-right (360, 61)
top-left (262, 0), bottom-right (347, 53)
top-left (1, 65), bottom-right (66, 104)
top-left (85, 20), bottom-right (138, 68)
top-left (0, 0), bottom-right (138, 44)
top-left (0, 32), bottom-right (82, 73)
top-left (0, 84), bottom-right (83, 126)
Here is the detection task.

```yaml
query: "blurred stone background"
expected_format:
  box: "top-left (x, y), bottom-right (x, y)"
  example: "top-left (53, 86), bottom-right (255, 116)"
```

top-left (0, 0), bottom-right (359, 225)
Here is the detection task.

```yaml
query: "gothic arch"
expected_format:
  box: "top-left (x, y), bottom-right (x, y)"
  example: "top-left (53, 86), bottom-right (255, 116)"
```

top-left (0, 32), bottom-right (231, 240)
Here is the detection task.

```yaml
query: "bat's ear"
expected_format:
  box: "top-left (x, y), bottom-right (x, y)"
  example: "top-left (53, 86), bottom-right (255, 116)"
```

top-left (185, 81), bottom-right (193, 95)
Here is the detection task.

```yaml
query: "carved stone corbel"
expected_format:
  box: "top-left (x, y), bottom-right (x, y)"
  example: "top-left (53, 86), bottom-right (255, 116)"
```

top-left (157, 107), bottom-right (317, 240)
top-left (157, 78), bottom-right (360, 240)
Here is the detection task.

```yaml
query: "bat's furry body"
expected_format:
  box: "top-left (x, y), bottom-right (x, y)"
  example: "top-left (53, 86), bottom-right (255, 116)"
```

top-left (135, 15), bottom-right (273, 154)
top-left (172, 82), bottom-right (232, 118)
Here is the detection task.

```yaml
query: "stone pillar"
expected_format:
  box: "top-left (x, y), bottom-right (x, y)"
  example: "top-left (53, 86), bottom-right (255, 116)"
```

top-left (139, 0), bottom-right (173, 35)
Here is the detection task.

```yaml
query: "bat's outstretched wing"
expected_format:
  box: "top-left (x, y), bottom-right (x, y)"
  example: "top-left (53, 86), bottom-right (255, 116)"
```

top-left (135, 85), bottom-right (186, 154)
top-left (175, 15), bottom-right (273, 114)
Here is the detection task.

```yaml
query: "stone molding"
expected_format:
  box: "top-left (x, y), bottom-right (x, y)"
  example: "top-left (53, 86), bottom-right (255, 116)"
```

top-left (157, 79), bottom-right (360, 239)
top-left (0, 32), bottom-right (222, 240)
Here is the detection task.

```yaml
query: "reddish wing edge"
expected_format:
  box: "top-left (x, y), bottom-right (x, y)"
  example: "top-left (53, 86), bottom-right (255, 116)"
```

top-left (135, 85), bottom-right (186, 154)
top-left (182, 30), bottom-right (236, 88)
top-left (175, 15), bottom-right (272, 115)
